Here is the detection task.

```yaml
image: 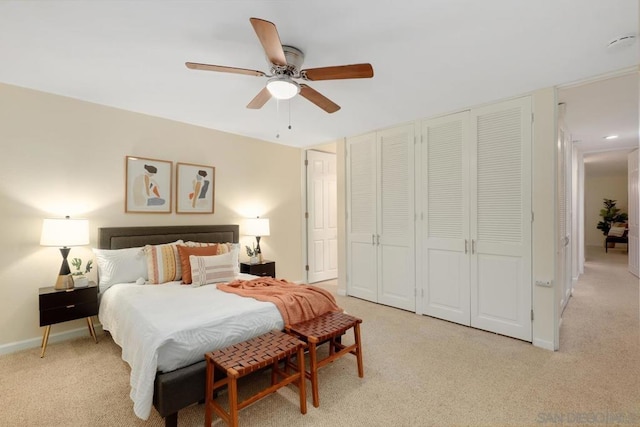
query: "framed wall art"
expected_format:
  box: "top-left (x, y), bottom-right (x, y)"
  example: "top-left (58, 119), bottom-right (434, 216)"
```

top-left (125, 156), bottom-right (172, 213)
top-left (176, 162), bottom-right (215, 214)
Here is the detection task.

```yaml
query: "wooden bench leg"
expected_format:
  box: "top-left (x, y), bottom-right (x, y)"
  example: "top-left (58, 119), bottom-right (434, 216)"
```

top-left (354, 323), bottom-right (364, 378)
top-left (228, 370), bottom-right (239, 427)
top-left (308, 337), bottom-right (320, 408)
top-left (205, 359), bottom-right (213, 427)
top-left (297, 345), bottom-right (307, 414)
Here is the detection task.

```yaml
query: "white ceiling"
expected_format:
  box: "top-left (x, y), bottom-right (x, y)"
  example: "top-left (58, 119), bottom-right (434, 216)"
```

top-left (0, 1), bottom-right (638, 148)
top-left (559, 72), bottom-right (639, 177)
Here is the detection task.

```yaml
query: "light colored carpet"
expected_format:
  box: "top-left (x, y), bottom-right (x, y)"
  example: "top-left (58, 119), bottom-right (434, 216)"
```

top-left (1, 246), bottom-right (638, 426)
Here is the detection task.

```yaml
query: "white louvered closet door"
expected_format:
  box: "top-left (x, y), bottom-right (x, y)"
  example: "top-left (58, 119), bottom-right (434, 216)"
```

top-left (347, 132), bottom-right (378, 302)
top-left (421, 112), bottom-right (471, 324)
top-left (470, 97), bottom-right (532, 341)
top-left (377, 125), bottom-right (415, 311)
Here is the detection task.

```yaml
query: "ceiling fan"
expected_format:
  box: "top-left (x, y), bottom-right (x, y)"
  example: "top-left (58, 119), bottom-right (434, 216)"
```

top-left (185, 17), bottom-right (374, 114)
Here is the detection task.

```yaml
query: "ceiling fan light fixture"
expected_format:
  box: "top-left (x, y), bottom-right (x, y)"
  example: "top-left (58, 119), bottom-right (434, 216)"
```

top-left (266, 76), bottom-right (300, 100)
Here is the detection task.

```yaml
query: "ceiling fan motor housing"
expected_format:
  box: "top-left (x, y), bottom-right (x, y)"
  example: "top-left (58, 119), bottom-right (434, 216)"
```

top-left (270, 45), bottom-right (305, 77)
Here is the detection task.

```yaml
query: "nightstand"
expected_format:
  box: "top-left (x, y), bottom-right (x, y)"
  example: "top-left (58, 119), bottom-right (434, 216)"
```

top-left (240, 260), bottom-right (276, 278)
top-left (38, 282), bottom-right (98, 358)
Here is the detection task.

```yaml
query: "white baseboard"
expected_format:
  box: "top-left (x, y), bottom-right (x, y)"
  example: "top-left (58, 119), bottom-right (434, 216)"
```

top-left (533, 338), bottom-right (555, 351)
top-left (0, 324), bottom-right (104, 356)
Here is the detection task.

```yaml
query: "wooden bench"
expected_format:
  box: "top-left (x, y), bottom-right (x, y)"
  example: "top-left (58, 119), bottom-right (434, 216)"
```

top-left (605, 228), bottom-right (629, 253)
top-left (204, 330), bottom-right (307, 427)
top-left (285, 311), bottom-right (363, 408)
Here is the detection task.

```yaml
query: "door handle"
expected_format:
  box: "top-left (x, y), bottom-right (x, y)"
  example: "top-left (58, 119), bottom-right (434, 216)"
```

top-left (464, 239), bottom-right (468, 254)
top-left (372, 234), bottom-right (375, 245)
top-left (376, 234), bottom-right (380, 246)
top-left (471, 239), bottom-right (476, 254)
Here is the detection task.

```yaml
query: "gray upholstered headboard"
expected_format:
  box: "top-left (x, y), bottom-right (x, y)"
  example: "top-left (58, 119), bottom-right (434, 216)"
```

top-left (98, 225), bottom-right (239, 249)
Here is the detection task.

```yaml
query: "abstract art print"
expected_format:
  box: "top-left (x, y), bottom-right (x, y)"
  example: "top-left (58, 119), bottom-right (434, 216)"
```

top-left (176, 162), bottom-right (215, 214)
top-left (125, 156), bottom-right (172, 213)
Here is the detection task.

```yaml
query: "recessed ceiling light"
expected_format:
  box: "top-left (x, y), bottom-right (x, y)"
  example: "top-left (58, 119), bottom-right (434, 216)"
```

top-left (604, 135), bottom-right (619, 140)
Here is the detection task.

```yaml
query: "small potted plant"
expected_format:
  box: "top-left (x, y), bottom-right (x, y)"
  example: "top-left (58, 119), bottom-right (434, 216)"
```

top-left (245, 245), bottom-right (259, 265)
top-left (70, 258), bottom-right (93, 287)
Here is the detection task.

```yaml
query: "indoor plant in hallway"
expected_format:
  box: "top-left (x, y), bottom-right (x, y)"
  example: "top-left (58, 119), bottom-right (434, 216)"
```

top-left (597, 198), bottom-right (628, 247)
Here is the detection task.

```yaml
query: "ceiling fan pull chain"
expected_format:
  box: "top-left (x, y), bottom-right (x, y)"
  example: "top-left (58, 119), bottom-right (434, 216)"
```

top-left (275, 99), bottom-right (280, 138)
top-left (288, 99), bottom-right (292, 130)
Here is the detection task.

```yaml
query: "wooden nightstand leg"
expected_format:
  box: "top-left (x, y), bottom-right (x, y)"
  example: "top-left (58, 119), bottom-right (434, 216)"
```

top-left (40, 325), bottom-right (51, 358)
top-left (86, 317), bottom-right (97, 343)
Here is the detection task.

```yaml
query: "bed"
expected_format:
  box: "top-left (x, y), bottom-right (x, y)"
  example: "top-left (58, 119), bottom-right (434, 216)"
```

top-left (97, 224), bottom-right (282, 427)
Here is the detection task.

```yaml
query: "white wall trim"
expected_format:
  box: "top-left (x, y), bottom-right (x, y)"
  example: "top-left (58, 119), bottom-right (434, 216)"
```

top-left (0, 324), bottom-right (103, 356)
top-left (533, 338), bottom-right (556, 351)
top-left (556, 67), bottom-right (637, 90)
top-left (337, 289), bottom-right (346, 296)
top-left (300, 149), bottom-right (308, 282)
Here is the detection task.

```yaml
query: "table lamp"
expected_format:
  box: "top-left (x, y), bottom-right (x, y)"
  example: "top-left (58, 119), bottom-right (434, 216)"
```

top-left (40, 216), bottom-right (90, 290)
top-left (244, 217), bottom-right (270, 262)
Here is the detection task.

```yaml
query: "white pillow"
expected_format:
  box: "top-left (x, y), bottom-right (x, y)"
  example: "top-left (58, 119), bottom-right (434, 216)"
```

top-left (189, 246), bottom-right (239, 287)
top-left (93, 247), bottom-right (147, 290)
top-left (608, 226), bottom-right (626, 237)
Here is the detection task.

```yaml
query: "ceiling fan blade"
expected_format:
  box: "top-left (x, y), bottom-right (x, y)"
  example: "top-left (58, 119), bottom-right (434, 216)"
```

top-left (250, 18), bottom-right (287, 66)
top-left (302, 63), bottom-right (374, 81)
top-left (247, 87), bottom-right (272, 109)
top-left (185, 62), bottom-right (266, 77)
top-left (299, 84), bottom-right (340, 114)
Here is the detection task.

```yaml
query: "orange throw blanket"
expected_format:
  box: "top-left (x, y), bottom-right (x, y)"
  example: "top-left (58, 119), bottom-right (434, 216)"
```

top-left (217, 277), bottom-right (341, 325)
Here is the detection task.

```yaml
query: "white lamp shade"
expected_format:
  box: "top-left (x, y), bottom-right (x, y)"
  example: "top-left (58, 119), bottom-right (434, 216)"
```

top-left (40, 218), bottom-right (90, 247)
top-left (244, 217), bottom-right (270, 237)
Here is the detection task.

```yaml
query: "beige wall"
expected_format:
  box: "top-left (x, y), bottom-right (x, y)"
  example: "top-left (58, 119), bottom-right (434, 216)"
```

top-left (584, 173), bottom-right (629, 247)
top-left (0, 83), bottom-right (303, 349)
top-left (531, 87), bottom-right (558, 350)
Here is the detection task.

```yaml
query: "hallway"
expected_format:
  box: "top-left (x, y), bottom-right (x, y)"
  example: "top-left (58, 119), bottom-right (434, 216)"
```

top-left (560, 244), bottom-right (638, 357)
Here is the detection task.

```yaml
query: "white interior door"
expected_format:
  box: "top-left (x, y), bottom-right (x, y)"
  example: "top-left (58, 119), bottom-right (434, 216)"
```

top-left (470, 97), bottom-right (532, 342)
top-left (420, 111), bottom-right (471, 324)
top-left (628, 150), bottom-right (639, 277)
top-left (347, 133), bottom-right (378, 302)
top-left (306, 150), bottom-right (338, 283)
top-left (377, 125), bottom-right (415, 311)
top-left (557, 125), bottom-right (573, 313)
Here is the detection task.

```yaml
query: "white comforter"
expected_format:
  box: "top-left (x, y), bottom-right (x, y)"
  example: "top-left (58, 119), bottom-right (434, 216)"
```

top-left (98, 276), bottom-right (284, 420)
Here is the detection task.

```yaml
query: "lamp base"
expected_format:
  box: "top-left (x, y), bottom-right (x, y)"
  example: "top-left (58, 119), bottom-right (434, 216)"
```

top-left (54, 274), bottom-right (74, 290)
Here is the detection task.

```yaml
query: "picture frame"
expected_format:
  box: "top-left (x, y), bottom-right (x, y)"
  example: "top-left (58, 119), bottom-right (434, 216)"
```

top-left (125, 156), bottom-right (172, 213)
top-left (176, 162), bottom-right (215, 214)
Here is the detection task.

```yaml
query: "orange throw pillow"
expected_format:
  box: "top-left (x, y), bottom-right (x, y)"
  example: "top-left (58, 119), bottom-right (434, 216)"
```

top-left (177, 244), bottom-right (218, 284)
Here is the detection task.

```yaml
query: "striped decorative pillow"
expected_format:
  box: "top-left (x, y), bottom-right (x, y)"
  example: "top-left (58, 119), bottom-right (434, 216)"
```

top-left (144, 240), bottom-right (184, 284)
top-left (177, 244), bottom-right (219, 284)
top-left (189, 252), bottom-right (237, 286)
top-left (185, 241), bottom-right (234, 254)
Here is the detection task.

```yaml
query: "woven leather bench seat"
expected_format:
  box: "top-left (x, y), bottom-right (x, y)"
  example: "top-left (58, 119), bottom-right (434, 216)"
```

top-left (286, 311), bottom-right (363, 408)
top-left (205, 330), bottom-right (307, 427)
